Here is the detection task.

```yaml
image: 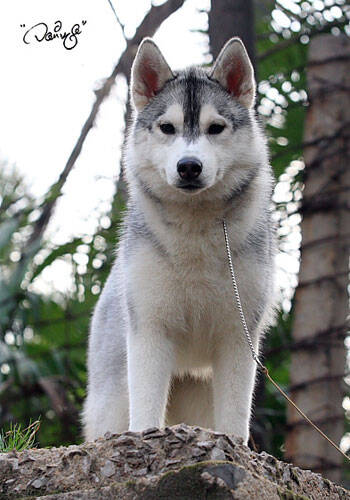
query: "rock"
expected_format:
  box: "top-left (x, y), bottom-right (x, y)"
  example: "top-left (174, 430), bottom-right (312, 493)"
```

top-left (100, 460), bottom-right (115, 478)
top-left (0, 424), bottom-right (348, 499)
top-left (210, 446), bottom-right (226, 461)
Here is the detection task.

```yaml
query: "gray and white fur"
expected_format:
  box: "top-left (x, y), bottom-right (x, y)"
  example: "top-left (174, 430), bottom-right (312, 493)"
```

top-left (83, 37), bottom-right (277, 443)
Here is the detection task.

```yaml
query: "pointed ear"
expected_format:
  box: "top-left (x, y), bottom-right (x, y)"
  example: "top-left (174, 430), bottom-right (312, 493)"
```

top-left (130, 38), bottom-right (174, 112)
top-left (210, 38), bottom-right (255, 109)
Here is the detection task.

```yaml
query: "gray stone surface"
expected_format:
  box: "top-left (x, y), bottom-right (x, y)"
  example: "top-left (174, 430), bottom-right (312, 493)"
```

top-left (0, 424), bottom-right (348, 499)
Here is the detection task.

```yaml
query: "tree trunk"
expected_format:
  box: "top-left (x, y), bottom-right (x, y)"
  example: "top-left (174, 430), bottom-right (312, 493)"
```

top-left (208, 0), bottom-right (255, 70)
top-left (209, 0), bottom-right (269, 453)
top-left (285, 34), bottom-right (350, 483)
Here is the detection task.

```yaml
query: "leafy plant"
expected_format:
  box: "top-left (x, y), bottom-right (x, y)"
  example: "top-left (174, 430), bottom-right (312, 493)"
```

top-left (0, 419), bottom-right (40, 453)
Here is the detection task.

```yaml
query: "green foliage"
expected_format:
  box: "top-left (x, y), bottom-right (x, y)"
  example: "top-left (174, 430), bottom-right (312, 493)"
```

top-left (0, 161), bottom-right (125, 447)
top-left (0, 419), bottom-right (40, 452)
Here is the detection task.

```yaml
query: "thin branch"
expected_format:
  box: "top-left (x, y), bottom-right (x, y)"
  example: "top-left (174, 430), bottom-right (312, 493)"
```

top-left (303, 185), bottom-right (350, 207)
top-left (308, 54), bottom-right (350, 67)
top-left (29, 310), bottom-right (91, 328)
top-left (275, 0), bottom-right (348, 25)
top-left (258, 19), bottom-right (348, 61)
top-left (298, 270), bottom-right (349, 289)
top-left (264, 323), bottom-right (347, 357)
top-left (310, 76), bottom-right (350, 98)
top-left (24, 0), bottom-right (186, 252)
top-left (287, 413), bottom-right (345, 430)
top-left (301, 231), bottom-right (350, 251)
top-left (301, 193), bottom-right (350, 216)
top-left (106, 0), bottom-right (126, 37)
top-left (302, 121), bottom-right (350, 150)
top-left (271, 121), bottom-right (350, 163)
top-left (303, 146), bottom-right (349, 172)
top-left (0, 196), bottom-right (25, 215)
top-left (288, 372), bottom-right (349, 393)
top-left (275, 3), bottom-right (305, 21)
top-left (38, 376), bottom-right (80, 422)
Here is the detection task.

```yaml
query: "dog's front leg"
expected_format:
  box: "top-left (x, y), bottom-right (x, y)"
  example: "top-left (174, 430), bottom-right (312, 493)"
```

top-left (127, 325), bottom-right (174, 432)
top-left (213, 336), bottom-right (258, 444)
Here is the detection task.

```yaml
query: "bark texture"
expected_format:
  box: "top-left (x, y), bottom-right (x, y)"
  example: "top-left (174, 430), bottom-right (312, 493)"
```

top-left (208, 0), bottom-right (269, 454)
top-left (208, 0), bottom-right (256, 70)
top-left (1, 424), bottom-right (348, 499)
top-left (286, 34), bottom-right (350, 482)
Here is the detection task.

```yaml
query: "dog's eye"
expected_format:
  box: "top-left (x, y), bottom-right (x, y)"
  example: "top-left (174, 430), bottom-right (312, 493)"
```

top-left (159, 123), bottom-right (176, 135)
top-left (208, 123), bottom-right (225, 135)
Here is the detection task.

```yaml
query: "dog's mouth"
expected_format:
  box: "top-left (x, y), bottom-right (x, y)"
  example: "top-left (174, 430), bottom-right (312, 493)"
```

top-left (176, 181), bottom-right (203, 192)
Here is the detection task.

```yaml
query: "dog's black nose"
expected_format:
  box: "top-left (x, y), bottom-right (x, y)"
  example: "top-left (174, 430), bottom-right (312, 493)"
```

top-left (177, 157), bottom-right (202, 181)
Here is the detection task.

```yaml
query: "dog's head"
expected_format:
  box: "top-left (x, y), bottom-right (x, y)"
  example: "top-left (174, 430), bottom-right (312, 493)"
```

top-left (126, 37), bottom-right (265, 201)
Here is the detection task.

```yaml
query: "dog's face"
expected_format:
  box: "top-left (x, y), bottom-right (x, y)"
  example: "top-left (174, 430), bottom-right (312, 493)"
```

top-left (128, 38), bottom-right (260, 200)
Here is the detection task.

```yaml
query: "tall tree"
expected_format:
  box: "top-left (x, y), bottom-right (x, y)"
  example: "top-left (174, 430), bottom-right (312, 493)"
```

top-left (208, 0), bottom-right (272, 453)
top-left (286, 34), bottom-right (350, 482)
top-left (208, 0), bottom-right (255, 68)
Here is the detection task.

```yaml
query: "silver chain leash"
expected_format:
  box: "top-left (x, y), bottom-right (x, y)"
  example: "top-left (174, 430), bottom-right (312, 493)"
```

top-left (222, 217), bottom-right (350, 463)
top-left (222, 218), bottom-right (265, 370)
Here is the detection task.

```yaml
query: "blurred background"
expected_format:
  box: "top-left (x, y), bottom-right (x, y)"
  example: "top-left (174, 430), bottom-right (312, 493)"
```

top-left (0, 0), bottom-right (349, 486)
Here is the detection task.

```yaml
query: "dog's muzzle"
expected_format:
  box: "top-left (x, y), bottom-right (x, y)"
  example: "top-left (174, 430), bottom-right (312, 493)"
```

top-left (176, 157), bottom-right (203, 190)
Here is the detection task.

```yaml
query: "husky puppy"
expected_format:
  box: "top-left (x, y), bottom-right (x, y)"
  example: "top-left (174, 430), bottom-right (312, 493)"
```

top-left (83, 37), bottom-right (276, 444)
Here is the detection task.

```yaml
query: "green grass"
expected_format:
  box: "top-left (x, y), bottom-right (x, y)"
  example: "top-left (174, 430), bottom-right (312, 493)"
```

top-left (0, 419), bottom-right (40, 453)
